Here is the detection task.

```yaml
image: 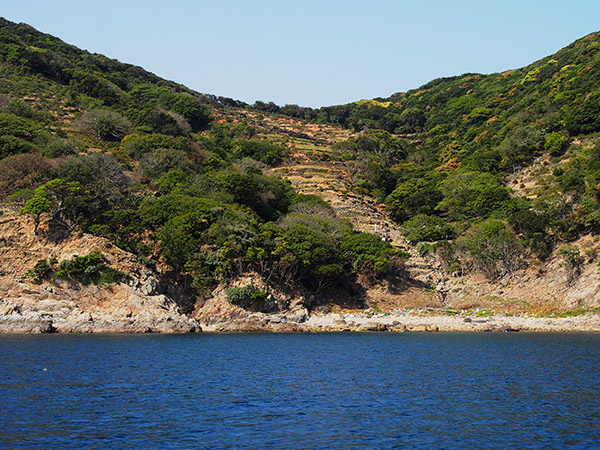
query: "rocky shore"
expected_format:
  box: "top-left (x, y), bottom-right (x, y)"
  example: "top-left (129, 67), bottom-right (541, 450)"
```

top-left (198, 310), bottom-right (600, 333)
top-left (4, 299), bottom-right (600, 333)
top-left (0, 284), bottom-right (200, 334)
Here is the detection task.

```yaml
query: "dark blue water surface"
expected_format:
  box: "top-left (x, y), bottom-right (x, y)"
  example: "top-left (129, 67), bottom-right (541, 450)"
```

top-left (1, 333), bottom-right (600, 449)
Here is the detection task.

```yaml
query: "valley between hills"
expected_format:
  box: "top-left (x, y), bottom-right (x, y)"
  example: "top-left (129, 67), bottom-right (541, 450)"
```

top-left (2, 18), bottom-right (600, 332)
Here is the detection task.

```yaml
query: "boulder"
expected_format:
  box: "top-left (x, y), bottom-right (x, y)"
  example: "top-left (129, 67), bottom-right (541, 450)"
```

top-left (357, 322), bottom-right (387, 332)
top-left (287, 309), bottom-right (308, 323)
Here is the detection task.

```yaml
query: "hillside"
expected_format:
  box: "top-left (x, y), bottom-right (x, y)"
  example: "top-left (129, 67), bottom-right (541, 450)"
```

top-left (242, 32), bottom-right (600, 312)
top-left (0, 18), bottom-right (405, 331)
top-left (1, 18), bottom-right (600, 332)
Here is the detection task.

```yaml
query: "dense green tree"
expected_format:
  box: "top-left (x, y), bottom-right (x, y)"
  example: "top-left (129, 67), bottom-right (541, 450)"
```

top-left (341, 232), bottom-right (407, 281)
top-left (508, 208), bottom-right (552, 257)
top-left (385, 178), bottom-right (442, 222)
top-left (401, 214), bottom-right (455, 243)
top-left (0, 112), bottom-right (46, 158)
top-left (21, 178), bottom-right (83, 235)
top-left (169, 95), bottom-right (211, 132)
top-left (461, 219), bottom-right (525, 279)
top-left (437, 171), bottom-right (510, 220)
top-left (544, 131), bottom-right (569, 156)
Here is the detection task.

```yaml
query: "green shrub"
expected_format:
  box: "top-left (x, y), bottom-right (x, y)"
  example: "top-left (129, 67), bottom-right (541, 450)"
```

top-left (76, 109), bottom-right (132, 141)
top-left (416, 242), bottom-right (436, 257)
top-left (26, 255), bottom-right (125, 284)
top-left (341, 232), bottom-right (408, 280)
top-left (26, 259), bottom-right (53, 280)
top-left (43, 137), bottom-right (83, 158)
top-left (231, 139), bottom-right (285, 165)
top-left (120, 133), bottom-right (190, 159)
top-left (7, 188), bottom-right (35, 203)
top-left (401, 214), bottom-right (455, 242)
top-left (225, 284), bottom-right (267, 307)
top-left (0, 135), bottom-right (39, 158)
top-left (544, 131), bottom-right (569, 156)
top-left (54, 251), bottom-right (127, 285)
top-left (97, 267), bottom-right (129, 285)
top-left (0, 112), bottom-right (43, 141)
top-left (0, 153), bottom-right (52, 200)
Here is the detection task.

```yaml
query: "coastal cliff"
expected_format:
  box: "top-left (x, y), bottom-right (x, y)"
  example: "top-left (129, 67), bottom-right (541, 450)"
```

top-left (0, 208), bottom-right (199, 333)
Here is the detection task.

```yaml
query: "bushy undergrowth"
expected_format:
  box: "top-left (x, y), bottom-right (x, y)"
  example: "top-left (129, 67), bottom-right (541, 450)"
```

top-left (27, 252), bottom-right (127, 285)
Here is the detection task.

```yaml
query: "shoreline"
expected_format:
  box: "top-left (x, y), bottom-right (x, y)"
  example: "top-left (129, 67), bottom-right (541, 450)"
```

top-left (2, 310), bottom-right (600, 334)
top-left (199, 311), bottom-right (600, 333)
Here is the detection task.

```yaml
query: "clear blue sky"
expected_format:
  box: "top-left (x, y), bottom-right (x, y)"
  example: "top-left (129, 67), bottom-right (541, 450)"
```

top-left (3, 1), bottom-right (600, 107)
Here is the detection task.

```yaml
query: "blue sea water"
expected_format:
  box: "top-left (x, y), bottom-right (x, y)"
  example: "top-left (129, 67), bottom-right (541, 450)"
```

top-left (1, 332), bottom-right (599, 449)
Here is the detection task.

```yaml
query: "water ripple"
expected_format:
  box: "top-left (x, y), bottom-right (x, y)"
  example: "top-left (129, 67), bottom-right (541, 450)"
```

top-left (1, 333), bottom-right (599, 449)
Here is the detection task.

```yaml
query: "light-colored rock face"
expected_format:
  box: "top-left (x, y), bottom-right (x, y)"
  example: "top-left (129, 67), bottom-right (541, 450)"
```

top-left (193, 274), bottom-right (308, 326)
top-left (0, 280), bottom-right (200, 334)
top-left (0, 209), bottom-right (199, 333)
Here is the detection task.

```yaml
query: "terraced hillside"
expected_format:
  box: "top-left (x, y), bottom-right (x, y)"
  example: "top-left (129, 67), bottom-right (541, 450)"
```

top-left (217, 109), bottom-right (408, 247)
top-left (267, 147), bottom-right (450, 298)
top-left (214, 108), bottom-right (355, 147)
top-left (267, 138), bottom-right (600, 315)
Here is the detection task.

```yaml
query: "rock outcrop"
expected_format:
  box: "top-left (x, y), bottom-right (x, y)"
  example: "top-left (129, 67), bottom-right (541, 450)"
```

top-left (0, 285), bottom-right (199, 333)
top-left (0, 208), bottom-right (200, 333)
